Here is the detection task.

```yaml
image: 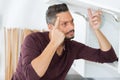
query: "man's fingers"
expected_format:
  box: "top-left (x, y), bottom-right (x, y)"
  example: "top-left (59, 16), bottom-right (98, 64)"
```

top-left (88, 9), bottom-right (102, 18)
top-left (54, 17), bottom-right (60, 29)
top-left (98, 10), bottom-right (102, 15)
top-left (92, 10), bottom-right (102, 17)
top-left (88, 8), bottom-right (93, 19)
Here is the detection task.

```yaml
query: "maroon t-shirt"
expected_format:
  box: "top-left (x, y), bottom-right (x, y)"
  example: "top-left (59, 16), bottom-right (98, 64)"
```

top-left (12, 32), bottom-right (118, 80)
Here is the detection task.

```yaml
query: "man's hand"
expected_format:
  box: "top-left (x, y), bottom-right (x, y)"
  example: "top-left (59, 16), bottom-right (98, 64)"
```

top-left (50, 17), bottom-right (65, 46)
top-left (88, 8), bottom-right (102, 30)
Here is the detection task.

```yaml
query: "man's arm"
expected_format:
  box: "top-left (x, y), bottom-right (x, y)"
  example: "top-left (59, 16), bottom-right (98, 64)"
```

top-left (31, 17), bottom-right (65, 77)
top-left (88, 9), bottom-right (111, 51)
top-left (74, 9), bottom-right (118, 63)
top-left (31, 41), bottom-right (58, 77)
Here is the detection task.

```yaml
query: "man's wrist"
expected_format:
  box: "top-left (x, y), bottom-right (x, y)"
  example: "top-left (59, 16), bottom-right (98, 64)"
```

top-left (49, 41), bottom-right (60, 48)
top-left (93, 28), bottom-right (100, 33)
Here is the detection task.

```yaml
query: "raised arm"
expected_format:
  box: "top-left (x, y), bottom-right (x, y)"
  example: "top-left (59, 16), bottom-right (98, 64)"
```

top-left (88, 9), bottom-right (111, 51)
top-left (74, 9), bottom-right (118, 63)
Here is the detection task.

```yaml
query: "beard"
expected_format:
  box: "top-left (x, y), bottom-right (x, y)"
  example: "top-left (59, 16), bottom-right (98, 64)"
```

top-left (65, 36), bottom-right (74, 40)
top-left (65, 29), bottom-right (75, 40)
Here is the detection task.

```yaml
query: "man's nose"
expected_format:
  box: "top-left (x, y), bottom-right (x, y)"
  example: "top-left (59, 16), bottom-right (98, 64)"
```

top-left (69, 22), bottom-right (74, 29)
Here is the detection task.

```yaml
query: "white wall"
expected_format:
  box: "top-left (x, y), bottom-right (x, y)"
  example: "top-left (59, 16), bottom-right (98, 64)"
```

top-left (0, 28), bottom-right (5, 80)
top-left (0, 0), bottom-right (49, 79)
top-left (3, 0), bottom-right (49, 30)
top-left (0, 0), bottom-right (5, 79)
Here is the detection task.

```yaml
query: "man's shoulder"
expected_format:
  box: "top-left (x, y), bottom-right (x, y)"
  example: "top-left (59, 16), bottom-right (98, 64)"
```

top-left (22, 31), bottom-right (49, 46)
top-left (29, 31), bottom-right (44, 36)
top-left (26, 31), bottom-right (48, 39)
top-left (69, 40), bottom-right (85, 47)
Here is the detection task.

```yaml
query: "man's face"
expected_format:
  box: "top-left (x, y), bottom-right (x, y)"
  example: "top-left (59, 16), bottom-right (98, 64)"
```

top-left (56, 11), bottom-right (75, 39)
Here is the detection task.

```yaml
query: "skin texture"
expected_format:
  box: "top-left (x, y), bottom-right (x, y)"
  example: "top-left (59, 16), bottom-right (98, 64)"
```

top-left (31, 8), bottom-right (111, 77)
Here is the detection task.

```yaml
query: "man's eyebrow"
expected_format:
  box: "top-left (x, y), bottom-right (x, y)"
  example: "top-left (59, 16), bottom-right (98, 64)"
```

top-left (60, 19), bottom-right (74, 23)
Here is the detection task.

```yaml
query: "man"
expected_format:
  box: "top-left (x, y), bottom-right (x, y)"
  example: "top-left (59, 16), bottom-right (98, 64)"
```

top-left (12, 3), bottom-right (118, 80)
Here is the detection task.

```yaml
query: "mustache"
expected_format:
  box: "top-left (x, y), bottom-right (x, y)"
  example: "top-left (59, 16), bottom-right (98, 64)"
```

top-left (65, 29), bottom-right (75, 34)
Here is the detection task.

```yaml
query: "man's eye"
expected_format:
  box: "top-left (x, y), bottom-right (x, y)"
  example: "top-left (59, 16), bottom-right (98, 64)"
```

top-left (63, 23), bottom-right (67, 26)
top-left (71, 20), bottom-right (74, 24)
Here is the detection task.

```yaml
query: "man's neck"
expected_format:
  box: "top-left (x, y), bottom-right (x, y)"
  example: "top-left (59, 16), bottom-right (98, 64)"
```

top-left (56, 43), bottom-right (65, 56)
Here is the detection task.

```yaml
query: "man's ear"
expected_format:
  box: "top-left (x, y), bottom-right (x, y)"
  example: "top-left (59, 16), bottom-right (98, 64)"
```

top-left (48, 24), bottom-right (53, 30)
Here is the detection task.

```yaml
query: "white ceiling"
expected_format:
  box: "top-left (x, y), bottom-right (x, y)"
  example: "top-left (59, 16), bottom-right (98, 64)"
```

top-left (48, 0), bottom-right (120, 22)
top-left (57, 0), bottom-right (120, 13)
top-left (75, 0), bottom-right (120, 13)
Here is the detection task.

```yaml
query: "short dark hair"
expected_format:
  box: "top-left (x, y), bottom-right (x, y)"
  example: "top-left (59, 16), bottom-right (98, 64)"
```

top-left (46, 3), bottom-right (69, 25)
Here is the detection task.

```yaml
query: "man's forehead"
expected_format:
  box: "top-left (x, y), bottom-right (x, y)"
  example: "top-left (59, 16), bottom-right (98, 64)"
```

top-left (59, 19), bottom-right (73, 23)
top-left (56, 11), bottom-right (72, 17)
top-left (56, 11), bottom-right (73, 22)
